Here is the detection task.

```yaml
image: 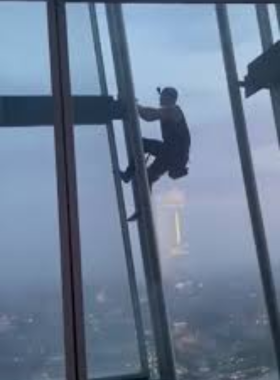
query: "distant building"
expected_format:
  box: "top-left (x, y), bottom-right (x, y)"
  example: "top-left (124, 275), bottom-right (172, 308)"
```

top-left (154, 188), bottom-right (189, 279)
top-left (155, 188), bottom-right (189, 257)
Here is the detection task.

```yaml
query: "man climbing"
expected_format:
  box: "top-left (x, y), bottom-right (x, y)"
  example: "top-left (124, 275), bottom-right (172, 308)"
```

top-left (120, 86), bottom-right (191, 222)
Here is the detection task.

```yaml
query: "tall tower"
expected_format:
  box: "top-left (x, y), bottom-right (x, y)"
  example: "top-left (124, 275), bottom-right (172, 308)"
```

top-left (154, 188), bottom-right (189, 279)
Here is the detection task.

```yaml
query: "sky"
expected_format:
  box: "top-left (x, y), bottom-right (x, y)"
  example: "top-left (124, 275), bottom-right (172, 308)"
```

top-left (0, 3), bottom-right (280, 298)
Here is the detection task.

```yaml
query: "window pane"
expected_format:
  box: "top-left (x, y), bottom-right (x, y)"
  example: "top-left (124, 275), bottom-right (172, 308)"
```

top-left (74, 126), bottom-right (141, 378)
top-left (0, 2), bottom-right (51, 95)
top-left (0, 4), bottom-right (65, 380)
top-left (65, 4), bottom-right (143, 377)
top-left (0, 128), bottom-right (65, 380)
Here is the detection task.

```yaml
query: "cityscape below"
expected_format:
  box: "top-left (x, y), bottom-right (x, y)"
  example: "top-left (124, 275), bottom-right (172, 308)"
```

top-left (0, 189), bottom-right (279, 380)
top-left (0, 262), bottom-right (279, 380)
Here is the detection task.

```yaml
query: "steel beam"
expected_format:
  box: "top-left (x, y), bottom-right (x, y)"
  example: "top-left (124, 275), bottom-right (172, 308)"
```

top-left (0, 96), bottom-right (123, 126)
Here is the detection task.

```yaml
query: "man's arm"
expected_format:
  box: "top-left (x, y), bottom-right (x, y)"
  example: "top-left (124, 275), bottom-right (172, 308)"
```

top-left (137, 105), bottom-right (169, 122)
top-left (137, 104), bottom-right (182, 124)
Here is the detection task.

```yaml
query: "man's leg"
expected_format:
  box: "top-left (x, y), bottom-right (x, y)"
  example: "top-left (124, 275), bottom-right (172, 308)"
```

top-left (167, 145), bottom-right (190, 179)
top-left (120, 138), bottom-right (163, 183)
top-left (127, 152), bottom-right (168, 222)
top-left (146, 153), bottom-right (169, 190)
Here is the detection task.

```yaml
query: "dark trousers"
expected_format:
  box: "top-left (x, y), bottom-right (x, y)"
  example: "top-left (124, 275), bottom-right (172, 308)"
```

top-left (124, 138), bottom-right (188, 189)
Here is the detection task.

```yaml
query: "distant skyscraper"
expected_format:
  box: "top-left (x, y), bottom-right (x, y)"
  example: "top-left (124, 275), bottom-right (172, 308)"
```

top-left (154, 188), bottom-right (189, 260)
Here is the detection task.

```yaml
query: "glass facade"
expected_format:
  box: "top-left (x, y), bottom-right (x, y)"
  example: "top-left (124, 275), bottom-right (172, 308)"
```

top-left (0, 3), bottom-right (280, 380)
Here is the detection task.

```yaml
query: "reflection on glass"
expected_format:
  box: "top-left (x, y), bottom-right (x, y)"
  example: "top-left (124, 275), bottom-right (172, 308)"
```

top-left (123, 4), bottom-right (278, 380)
top-left (74, 127), bottom-right (141, 378)
top-left (0, 128), bottom-right (65, 380)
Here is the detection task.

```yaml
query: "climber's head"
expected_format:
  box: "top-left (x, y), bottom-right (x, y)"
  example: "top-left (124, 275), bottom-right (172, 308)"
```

top-left (158, 87), bottom-right (178, 106)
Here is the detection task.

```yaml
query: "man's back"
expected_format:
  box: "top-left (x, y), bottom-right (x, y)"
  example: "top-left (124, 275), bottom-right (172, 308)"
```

top-left (160, 105), bottom-right (191, 150)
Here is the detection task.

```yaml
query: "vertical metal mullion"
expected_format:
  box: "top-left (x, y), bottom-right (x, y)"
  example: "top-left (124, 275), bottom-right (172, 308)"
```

top-left (215, 5), bottom-right (280, 378)
top-left (106, 5), bottom-right (176, 380)
top-left (88, 4), bottom-right (149, 374)
top-left (47, 1), bottom-right (87, 380)
top-left (255, 4), bottom-right (280, 150)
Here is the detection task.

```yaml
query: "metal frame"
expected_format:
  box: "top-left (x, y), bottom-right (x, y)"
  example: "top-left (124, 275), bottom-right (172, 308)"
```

top-left (47, 1), bottom-right (87, 380)
top-left (106, 5), bottom-right (176, 380)
top-left (255, 4), bottom-right (280, 150)
top-left (0, 96), bottom-right (123, 126)
top-left (88, 3), bottom-right (149, 374)
top-left (216, 4), bottom-right (280, 377)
